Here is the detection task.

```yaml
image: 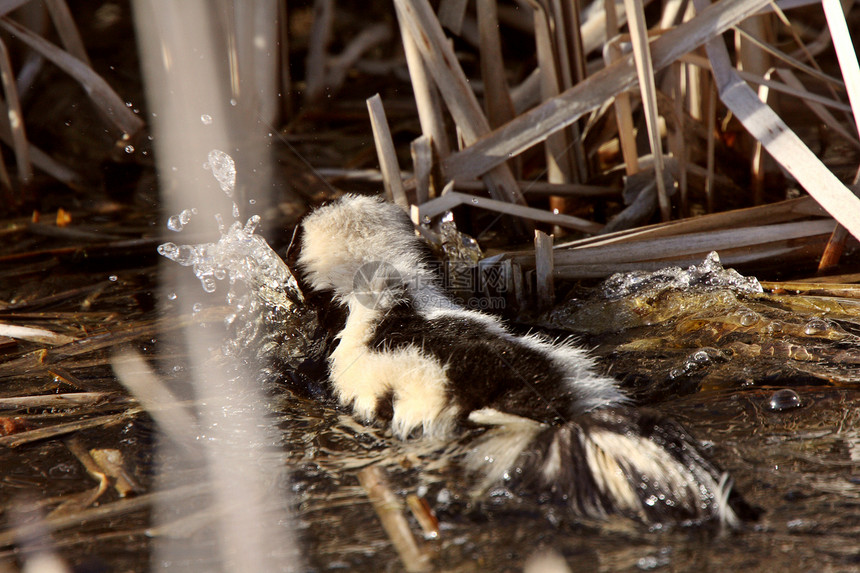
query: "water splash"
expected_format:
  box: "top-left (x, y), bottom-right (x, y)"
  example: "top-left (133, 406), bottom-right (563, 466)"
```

top-left (205, 149), bottom-right (236, 197)
top-left (158, 215), bottom-right (303, 306)
top-left (167, 208), bottom-right (198, 232)
top-left (159, 150), bottom-right (318, 370)
top-left (600, 252), bottom-right (762, 300)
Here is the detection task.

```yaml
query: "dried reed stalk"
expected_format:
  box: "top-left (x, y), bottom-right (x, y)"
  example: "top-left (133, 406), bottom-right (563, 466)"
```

top-left (367, 94), bottom-right (409, 209)
top-left (394, 0), bottom-right (527, 208)
top-left (623, 0), bottom-right (670, 219)
top-left (442, 0), bottom-right (772, 181)
top-left (694, 0), bottom-right (860, 240)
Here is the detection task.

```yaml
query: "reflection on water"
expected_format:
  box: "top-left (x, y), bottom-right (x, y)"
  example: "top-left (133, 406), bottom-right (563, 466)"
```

top-left (174, 236), bottom-right (860, 570)
top-left (2, 218), bottom-right (859, 570)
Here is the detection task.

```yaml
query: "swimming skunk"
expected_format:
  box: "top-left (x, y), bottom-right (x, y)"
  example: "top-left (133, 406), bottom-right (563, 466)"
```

top-left (298, 194), bottom-right (740, 526)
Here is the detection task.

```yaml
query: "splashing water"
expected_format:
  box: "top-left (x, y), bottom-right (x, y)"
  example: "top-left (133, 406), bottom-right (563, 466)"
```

top-left (159, 150), bottom-right (316, 365)
top-left (599, 251), bottom-right (763, 300)
top-left (158, 214), bottom-right (303, 305)
top-left (166, 208), bottom-right (198, 232)
top-left (205, 149), bottom-right (236, 196)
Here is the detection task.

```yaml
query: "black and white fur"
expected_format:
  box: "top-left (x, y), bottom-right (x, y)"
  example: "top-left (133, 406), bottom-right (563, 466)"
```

top-left (298, 194), bottom-right (740, 526)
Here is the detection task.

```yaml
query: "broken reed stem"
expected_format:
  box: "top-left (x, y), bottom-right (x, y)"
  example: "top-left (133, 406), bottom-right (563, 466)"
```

top-left (405, 494), bottom-right (439, 539)
top-left (821, 0), bottom-right (860, 133)
top-left (398, 16), bottom-right (451, 159)
top-left (0, 484), bottom-right (208, 548)
top-left (111, 349), bottom-right (199, 454)
top-left (674, 65), bottom-right (688, 215)
top-left (695, 0), bottom-right (860, 241)
top-left (0, 392), bottom-right (122, 410)
top-left (442, 0), bottom-right (772, 182)
top-left (0, 408), bottom-right (142, 448)
top-left (417, 190), bottom-right (602, 233)
top-left (532, 0), bottom-right (573, 187)
top-left (477, 0), bottom-right (516, 129)
top-left (705, 79), bottom-right (717, 212)
top-left (817, 224), bottom-right (850, 272)
top-left (393, 0), bottom-right (527, 209)
top-left (623, 0), bottom-right (670, 220)
top-left (535, 230), bottom-right (555, 310)
top-left (751, 69), bottom-right (772, 205)
top-left (304, 0), bottom-right (333, 103)
top-left (818, 175), bottom-right (860, 273)
top-left (410, 135), bottom-right (433, 204)
top-left (367, 94), bottom-right (409, 210)
top-left (0, 36), bottom-right (31, 185)
top-left (606, 37), bottom-right (639, 176)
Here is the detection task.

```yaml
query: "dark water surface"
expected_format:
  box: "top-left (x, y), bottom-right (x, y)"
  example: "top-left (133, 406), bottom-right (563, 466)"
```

top-left (0, 215), bottom-right (858, 572)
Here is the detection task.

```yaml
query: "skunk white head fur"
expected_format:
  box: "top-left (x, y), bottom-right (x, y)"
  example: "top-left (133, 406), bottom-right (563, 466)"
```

top-left (298, 194), bottom-right (743, 526)
top-left (299, 194), bottom-right (441, 308)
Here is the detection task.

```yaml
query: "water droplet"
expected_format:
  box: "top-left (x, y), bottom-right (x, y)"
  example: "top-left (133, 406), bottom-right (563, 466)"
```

top-left (167, 207), bottom-right (197, 232)
top-left (244, 215), bottom-right (261, 235)
top-left (471, 197), bottom-right (479, 204)
top-left (108, 275), bottom-right (118, 282)
top-left (804, 318), bottom-right (829, 336)
top-left (249, 199), bottom-right (256, 205)
top-left (157, 242), bottom-right (179, 259)
top-left (690, 349), bottom-right (711, 364)
top-left (200, 114), bottom-right (213, 125)
top-left (766, 388), bottom-right (802, 412)
top-left (192, 302), bottom-right (203, 313)
top-left (229, 98), bottom-right (238, 106)
top-left (176, 245), bottom-right (196, 265)
top-left (167, 292), bottom-right (177, 300)
top-left (124, 145), bottom-right (135, 154)
top-left (200, 275), bottom-right (217, 293)
top-left (181, 208), bottom-right (196, 223)
top-left (738, 311), bottom-right (758, 326)
top-left (206, 149), bottom-right (236, 196)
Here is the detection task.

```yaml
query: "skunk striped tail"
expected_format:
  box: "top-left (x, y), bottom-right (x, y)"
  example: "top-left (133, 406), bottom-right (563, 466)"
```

top-left (467, 407), bottom-right (739, 527)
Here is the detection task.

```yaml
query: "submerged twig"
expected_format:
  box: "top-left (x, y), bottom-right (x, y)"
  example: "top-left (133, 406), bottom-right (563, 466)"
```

top-left (111, 349), bottom-right (199, 454)
top-left (0, 408), bottom-right (141, 448)
top-left (0, 484), bottom-right (208, 548)
top-left (357, 466), bottom-right (431, 573)
top-left (0, 392), bottom-right (123, 411)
